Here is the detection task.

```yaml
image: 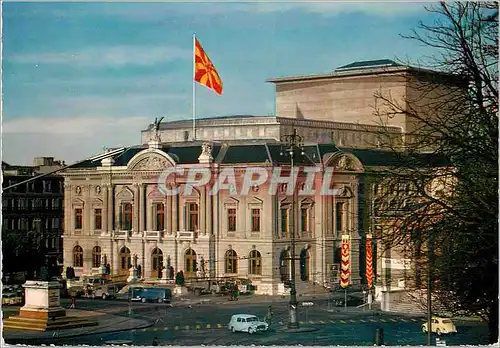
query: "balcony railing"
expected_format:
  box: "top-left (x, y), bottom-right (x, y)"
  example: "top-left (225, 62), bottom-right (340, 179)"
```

top-left (113, 230), bottom-right (131, 239)
top-left (176, 231), bottom-right (198, 241)
top-left (144, 230), bottom-right (163, 241)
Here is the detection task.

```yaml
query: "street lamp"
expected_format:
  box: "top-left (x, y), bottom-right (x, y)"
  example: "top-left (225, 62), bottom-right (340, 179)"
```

top-left (280, 129), bottom-right (305, 330)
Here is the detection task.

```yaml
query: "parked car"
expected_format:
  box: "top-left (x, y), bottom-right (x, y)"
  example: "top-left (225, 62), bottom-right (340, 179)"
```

top-left (2, 292), bottom-right (23, 305)
top-left (422, 317), bottom-right (457, 335)
top-left (91, 283), bottom-right (125, 300)
top-left (128, 286), bottom-right (172, 303)
top-left (333, 295), bottom-right (364, 307)
top-left (228, 314), bottom-right (269, 334)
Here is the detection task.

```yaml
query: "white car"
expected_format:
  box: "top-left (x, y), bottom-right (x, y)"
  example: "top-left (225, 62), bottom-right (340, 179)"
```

top-left (422, 317), bottom-right (457, 335)
top-left (228, 314), bottom-right (269, 334)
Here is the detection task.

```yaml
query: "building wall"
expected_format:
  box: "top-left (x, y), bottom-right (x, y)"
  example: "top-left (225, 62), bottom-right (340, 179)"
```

top-left (274, 74), bottom-right (408, 131)
top-left (61, 145), bottom-right (366, 294)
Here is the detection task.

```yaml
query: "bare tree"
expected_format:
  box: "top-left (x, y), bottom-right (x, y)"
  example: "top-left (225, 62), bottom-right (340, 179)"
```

top-left (369, 2), bottom-right (498, 343)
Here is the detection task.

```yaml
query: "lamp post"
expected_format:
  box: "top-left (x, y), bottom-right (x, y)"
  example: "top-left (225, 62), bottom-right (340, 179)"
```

top-left (280, 129), bottom-right (304, 330)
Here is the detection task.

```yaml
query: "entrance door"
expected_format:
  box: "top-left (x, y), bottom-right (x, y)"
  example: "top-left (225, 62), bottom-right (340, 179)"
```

top-left (151, 248), bottom-right (163, 278)
top-left (119, 247), bottom-right (131, 276)
top-left (300, 249), bottom-right (310, 281)
top-left (184, 248), bottom-right (197, 278)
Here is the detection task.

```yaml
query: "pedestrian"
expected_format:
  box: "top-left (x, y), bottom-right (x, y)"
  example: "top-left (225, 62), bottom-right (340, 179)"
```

top-left (264, 305), bottom-right (273, 326)
top-left (70, 290), bottom-right (77, 309)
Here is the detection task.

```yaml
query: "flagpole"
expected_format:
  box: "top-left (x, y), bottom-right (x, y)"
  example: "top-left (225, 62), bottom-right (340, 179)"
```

top-left (192, 33), bottom-right (196, 141)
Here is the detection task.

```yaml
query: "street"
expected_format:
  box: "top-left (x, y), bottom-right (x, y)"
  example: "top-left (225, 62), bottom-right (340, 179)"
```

top-left (3, 296), bottom-right (490, 346)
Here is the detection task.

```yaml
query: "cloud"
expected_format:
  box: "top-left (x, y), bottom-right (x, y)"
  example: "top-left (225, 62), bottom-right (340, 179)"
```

top-left (7, 45), bottom-right (190, 67)
top-left (2, 115), bottom-right (152, 165)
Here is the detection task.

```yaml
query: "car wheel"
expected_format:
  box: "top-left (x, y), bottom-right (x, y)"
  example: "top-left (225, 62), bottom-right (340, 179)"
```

top-left (231, 326), bottom-right (236, 333)
top-left (422, 325), bottom-right (427, 333)
top-left (158, 298), bottom-right (163, 304)
top-left (102, 294), bottom-right (107, 300)
top-left (248, 327), bottom-right (254, 335)
top-left (436, 329), bottom-right (441, 336)
top-left (141, 297), bottom-right (147, 303)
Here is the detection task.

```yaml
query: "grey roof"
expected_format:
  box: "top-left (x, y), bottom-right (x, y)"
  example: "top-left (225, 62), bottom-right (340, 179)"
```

top-left (335, 59), bottom-right (403, 71)
top-left (145, 115), bottom-right (277, 131)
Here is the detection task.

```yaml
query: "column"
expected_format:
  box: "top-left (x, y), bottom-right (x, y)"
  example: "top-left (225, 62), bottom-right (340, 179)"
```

top-left (133, 184), bottom-right (140, 233)
top-left (102, 184), bottom-right (109, 233)
top-left (173, 195), bottom-right (179, 232)
top-left (163, 196), bottom-right (168, 235)
top-left (166, 194), bottom-right (172, 235)
top-left (107, 185), bottom-right (114, 232)
top-left (200, 188), bottom-right (207, 235)
top-left (64, 183), bottom-right (72, 235)
top-left (139, 184), bottom-right (145, 233)
top-left (207, 191), bottom-right (213, 235)
top-left (112, 242), bottom-right (120, 276)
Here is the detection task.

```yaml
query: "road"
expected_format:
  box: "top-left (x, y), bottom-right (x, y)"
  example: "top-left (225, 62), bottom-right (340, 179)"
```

top-left (3, 297), bottom-right (490, 346)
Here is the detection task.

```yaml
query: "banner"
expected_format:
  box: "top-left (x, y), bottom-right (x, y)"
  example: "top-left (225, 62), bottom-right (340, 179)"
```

top-left (366, 234), bottom-right (373, 288)
top-left (340, 235), bottom-right (350, 288)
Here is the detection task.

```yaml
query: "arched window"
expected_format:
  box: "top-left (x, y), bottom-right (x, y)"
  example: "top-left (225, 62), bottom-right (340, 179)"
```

top-left (224, 250), bottom-right (238, 274)
top-left (92, 246), bottom-right (101, 268)
top-left (184, 248), bottom-right (197, 276)
top-left (73, 245), bottom-right (83, 267)
top-left (151, 248), bottom-right (163, 278)
top-left (279, 249), bottom-right (291, 282)
top-left (248, 250), bottom-right (262, 275)
top-left (119, 247), bottom-right (131, 273)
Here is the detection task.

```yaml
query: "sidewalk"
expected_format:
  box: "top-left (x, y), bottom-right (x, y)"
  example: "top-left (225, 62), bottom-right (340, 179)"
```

top-left (3, 308), bottom-right (153, 344)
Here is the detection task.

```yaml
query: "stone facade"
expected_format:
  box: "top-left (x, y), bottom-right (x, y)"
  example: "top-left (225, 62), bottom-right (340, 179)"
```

top-left (61, 141), bottom-right (369, 295)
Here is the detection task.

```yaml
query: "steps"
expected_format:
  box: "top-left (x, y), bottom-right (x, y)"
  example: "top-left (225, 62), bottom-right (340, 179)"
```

top-left (3, 315), bottom-right (98, 332)
top-left (293, 280), bottom-right (331, 298)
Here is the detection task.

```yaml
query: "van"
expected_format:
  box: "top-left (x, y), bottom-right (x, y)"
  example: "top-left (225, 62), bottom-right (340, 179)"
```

top-left (129, 287), bottom-right (172, 303)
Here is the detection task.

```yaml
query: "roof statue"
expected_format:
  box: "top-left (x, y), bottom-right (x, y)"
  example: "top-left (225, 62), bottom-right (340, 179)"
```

top-left (151, 117), bottom-right (164, 141)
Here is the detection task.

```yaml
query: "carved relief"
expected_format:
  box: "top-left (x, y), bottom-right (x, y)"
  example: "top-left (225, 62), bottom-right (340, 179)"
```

top-left (75, 186), bottom-right (82, 195)
top-left (95, 185), bottom-right (102, 194)
top-left (335, 155), bottom-right (357, 171)
top-left (134, 156), bottom-right (169, 171)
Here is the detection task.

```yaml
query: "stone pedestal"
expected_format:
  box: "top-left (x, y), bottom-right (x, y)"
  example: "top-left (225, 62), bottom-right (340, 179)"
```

top-left (3, 280), bottom-right (98, 331)
top-left (19, 281), bottom-right (66, 319)
top-left (127, 267), bottom-right (139, 284)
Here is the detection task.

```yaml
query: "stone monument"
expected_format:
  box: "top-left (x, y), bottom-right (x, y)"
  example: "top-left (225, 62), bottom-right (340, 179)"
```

top-left (3, 280), bottom-right (97, 331)
top-left (127, 254), bottom-right (139, 284)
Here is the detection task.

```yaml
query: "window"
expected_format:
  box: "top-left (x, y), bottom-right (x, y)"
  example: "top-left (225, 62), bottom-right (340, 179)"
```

top-left (186, 203), bottom-right (199, 231)
top-left (301, 208), bottom-right (309, 232)
top-left (251, 209), bottom-right (261, 232)
top-left (227, 208), bottom-right (237, 232)
top-left (73, 245), bottom-right (83, 267)
top-left (75, 208), bottom-right (83, 229)
top-left (248, 250), bottom-right (262, 275)
top-left (92, 246), bottom-right (101, 268)
top-left (94, 208), bottom-right (102, 230)
top-left (225, 250), bottom-right (238, 274)
top-left (155, 203), bottom-right (165, 231)
top-left (336, 202), bottom-right (344, 233)
top-left (119, 203), bottom-right (133, 230)
top-left (120, 247), bottom-right (131, 271)
top-left (280, 208), bottom-right (289, 237)
top-left (152, 248), bottom-right (163, 277)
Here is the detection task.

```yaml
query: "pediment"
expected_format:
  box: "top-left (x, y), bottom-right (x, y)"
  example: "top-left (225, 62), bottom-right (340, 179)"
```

top-left (148, 185), bottom-right (165, 199)
top-left (116, 186), bottom-right (134, 200)
top-left (326, 152), bottom-right (364, 172)
top-left (247, 196), bottom-right (263, 205)
top-left (127, 148), bottom-right (176, 171)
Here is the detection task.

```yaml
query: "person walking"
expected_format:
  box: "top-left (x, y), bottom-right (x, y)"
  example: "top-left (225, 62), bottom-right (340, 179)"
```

top-left (264, 306), bottom-right (273, 326)
top-left (69, 290), bottom-right (77, 309)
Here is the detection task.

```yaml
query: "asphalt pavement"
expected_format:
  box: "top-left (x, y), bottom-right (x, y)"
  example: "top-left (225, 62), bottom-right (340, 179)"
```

top-left (2, 294), bottom-right (490, 346)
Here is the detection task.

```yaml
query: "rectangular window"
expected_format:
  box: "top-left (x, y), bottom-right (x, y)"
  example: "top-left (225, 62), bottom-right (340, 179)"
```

top-left (251, 209), bottom-right (260, 232)
top-left (227, 208), bottom-right (237, 232)
top-left (120, 203), bottom-right (133, 230)
top-left (75, 208), bottom-right (83, 229)
top-left (94, 208), bottom-right (102, 230)
top-left (155, 203), bottom-right (165, 231)
top-left (187, 203), bottom-right (199, 231)
top-left (336, 202), bottom-right (344, 233)
top-left (301, 208), bottom-right (309, 232)
top-left (280, 208), bottom-right (289, 237)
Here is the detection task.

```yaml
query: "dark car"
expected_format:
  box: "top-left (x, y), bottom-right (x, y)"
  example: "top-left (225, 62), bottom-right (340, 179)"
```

top-left (334, 295), bottom-right (364, 307)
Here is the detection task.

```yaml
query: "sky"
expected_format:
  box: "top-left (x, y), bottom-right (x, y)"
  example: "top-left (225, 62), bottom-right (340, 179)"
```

top-left (2, 1), bottom-right (441, 165)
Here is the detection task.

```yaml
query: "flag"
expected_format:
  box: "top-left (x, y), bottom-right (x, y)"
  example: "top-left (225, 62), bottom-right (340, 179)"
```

top-left (194, 38), bottom-right (223, 95)
top-left (340, 235), bottom-right (351, 288)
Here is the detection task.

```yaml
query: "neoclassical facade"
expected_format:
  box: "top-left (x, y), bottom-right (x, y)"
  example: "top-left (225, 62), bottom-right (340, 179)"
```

top-left (62, 138), bottom-right (373, 295)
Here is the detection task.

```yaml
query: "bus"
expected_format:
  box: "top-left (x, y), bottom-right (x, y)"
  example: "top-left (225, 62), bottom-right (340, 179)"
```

top-left (128, 286), bottom-right (172, 303)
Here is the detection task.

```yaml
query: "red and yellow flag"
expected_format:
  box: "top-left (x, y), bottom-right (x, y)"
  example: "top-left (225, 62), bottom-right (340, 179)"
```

top-left (340, 235), bottom-right (351, 289)
top-left (194, 38), bottom-right (223, 95)
top-left (366, 234), bottom-right (374, 289)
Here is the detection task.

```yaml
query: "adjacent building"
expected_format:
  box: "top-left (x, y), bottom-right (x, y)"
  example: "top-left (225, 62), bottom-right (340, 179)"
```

top-left (2, 157), bottom-right (65, 282)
